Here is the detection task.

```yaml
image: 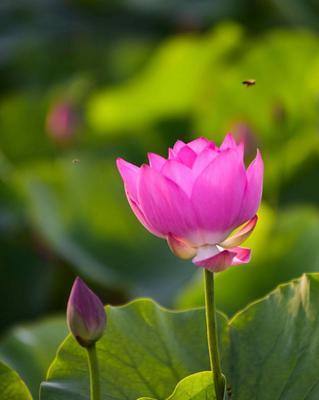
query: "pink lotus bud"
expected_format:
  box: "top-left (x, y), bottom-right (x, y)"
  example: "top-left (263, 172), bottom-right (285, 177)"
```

top-left (46, 101), bottom-right (78, 142)
top-left (117, 134), bottom-right (263, 272)
top-left (67, 277), bottom-right (106, 347)
top-left (272, 102), bottom-right (287, 125)
top-left (231, 121), bottom-right (258, 160)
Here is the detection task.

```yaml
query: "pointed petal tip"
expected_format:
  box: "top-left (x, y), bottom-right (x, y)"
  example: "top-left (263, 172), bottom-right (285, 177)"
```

top-left (231, 247), bottom-right (251, 265)
top-left (220, 132), bottom-right (236, 149)
top-left (116, 157), bottom-right (139, 178)
top-left (147, 152), bottom-right (166, 170)
top-left (70, 276), bottom-right (84, 296)
top-left (221, 215), bottom-right (258, 248)
top-left (187, 137), bottom-right (215, 153)
top-left (254, 148), bottom-right (263, 164)
top-left (116, 157), bottom-right (126, 168)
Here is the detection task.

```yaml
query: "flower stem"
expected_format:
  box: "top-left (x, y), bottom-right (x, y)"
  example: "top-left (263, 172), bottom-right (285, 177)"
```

top-left (204, 269), bottom-right (224, 400)
top-left (86, 344), bottom-right (101, 400)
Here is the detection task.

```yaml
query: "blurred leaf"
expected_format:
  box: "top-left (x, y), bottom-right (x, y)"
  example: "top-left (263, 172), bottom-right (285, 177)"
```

top-left (0, 227), bottom-right (58, 333)
top-left (0, 361), bottom-right (32, 400)
top-left (0, 94), bottom-right (53, 162)
top-left (278, 135), bottom-right (319, 206)
top-left (0, 316), bottom-right (67, 398)
top-left (41, 274), bottom-right (319, 399)
top-left (176, 205), bottom-right (319, 315)
top-left (87, 24), bottom-right (243, 135)
top-left (13, 157), bottom-right (195, 303)
top-left (195, 29), bottom-right (319, 137)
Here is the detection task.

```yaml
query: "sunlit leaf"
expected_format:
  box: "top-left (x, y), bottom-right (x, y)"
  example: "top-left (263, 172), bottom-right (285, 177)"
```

top-left (41, 274), bottom-right (319, 399)
top-left (87, 24), bottom-right (242, 134)
top-left (0, 361), bottom-right (32, 400)
top-left (40, 299), bottom-right (228, 399)
top-left (137, 371), bottom-right (217, 400)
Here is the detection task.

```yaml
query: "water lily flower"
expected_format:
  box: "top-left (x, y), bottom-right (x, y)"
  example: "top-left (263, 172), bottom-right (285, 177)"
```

top-left (67, 277), bottom-right (106, 347)
top-left (117, 134), bottom-right (263, 272)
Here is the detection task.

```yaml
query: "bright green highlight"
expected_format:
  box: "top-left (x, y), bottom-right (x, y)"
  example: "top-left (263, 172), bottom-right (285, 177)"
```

top-left (138, 371), bottom-right (220, 400)
top-left (0, 361), bottom-right (32, 400)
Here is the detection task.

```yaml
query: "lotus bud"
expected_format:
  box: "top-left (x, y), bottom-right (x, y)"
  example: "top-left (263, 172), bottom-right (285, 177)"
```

top-left (67, 277), bottom-right (106, 347)
top-left (232, 121), bottom-right (258, 160)
top-left (272, 102), bottom-right (287, 125)
top-left (46, 101), bottom-right (78, 142)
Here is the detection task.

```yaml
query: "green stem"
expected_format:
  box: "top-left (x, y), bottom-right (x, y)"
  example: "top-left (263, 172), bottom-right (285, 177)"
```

top-left (204, 269), bottom-right (224, 400)
top-left (86, 344), bottom-right (101, 400)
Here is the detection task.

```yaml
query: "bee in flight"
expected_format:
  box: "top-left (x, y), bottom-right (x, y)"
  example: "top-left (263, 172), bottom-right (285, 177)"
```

top-left (242, 79), bottom-right (256, 87)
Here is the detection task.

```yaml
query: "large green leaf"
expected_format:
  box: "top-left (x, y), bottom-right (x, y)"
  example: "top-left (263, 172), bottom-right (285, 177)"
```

top-left (40, 299), bottom-right (228, 400)
top-left (0, 316), bottom-right (67, 398)
top-left (227, 274), bottom-right (319, 399)
top-left (41, 274), bottom-right (319, 399)
top-left (0, 361), bottom-right (32, 400)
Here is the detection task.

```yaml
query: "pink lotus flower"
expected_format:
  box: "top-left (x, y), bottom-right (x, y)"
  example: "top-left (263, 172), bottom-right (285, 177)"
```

top-left (117, 134), bottom-right (263, 272)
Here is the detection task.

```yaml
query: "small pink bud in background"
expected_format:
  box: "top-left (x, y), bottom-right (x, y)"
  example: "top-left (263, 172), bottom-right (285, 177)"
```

top-left (231, 121), bottom-right (258, 160)
top-left (46, 101), bottom-right (78, 142)
top-left (272, 102), bottom-right (287, 125)
top-left (67, 277), bottom-right (106, 347)
top-left (117, 134), bottom-right (263, 272)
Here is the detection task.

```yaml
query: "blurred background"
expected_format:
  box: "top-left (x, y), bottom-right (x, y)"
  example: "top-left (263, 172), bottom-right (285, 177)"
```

top-left (1, 0), bottom-right (319, 395)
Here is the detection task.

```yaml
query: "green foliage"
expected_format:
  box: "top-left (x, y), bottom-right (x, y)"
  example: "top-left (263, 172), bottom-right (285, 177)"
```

top-left (1, 3), bottom-right (319, 399)
top-left (227, 274), bottom-right (319, 399)
top-left (40, 299), bottom-right (227, 399)
top-left (0, 316), bottom-right (67, 398)
top-left (1, 21), bottom-right (319, 346)
top-left (137, 372), bottom-right (216, 400)
top-left (41, 274), bottom-right (319, 399)
top-left (87, 25), bottom-right (243, 134)
top-left (13, 157), bottom-right (195, 301)
top-left (0, 361), bottom-right (32, 400)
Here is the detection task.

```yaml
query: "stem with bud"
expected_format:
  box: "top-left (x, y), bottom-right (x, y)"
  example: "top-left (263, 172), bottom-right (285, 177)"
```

top-left (86, 344), bottom-right (101, 400)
